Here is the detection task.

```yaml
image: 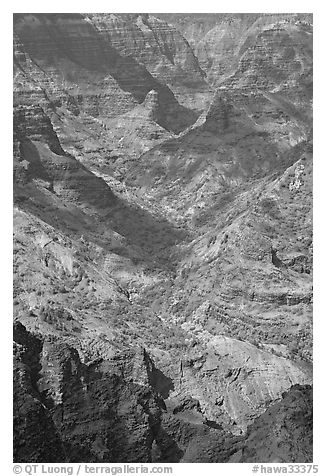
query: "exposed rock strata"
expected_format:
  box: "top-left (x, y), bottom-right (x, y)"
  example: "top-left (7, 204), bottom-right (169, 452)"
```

top-left (13, 13), bottom-right (205, 133)
top-left (13, 13), bottom-right (313, 463)
top-left (238, 384), bottom-right (313, 463)
top-left (14, 104), bottom-right (115, 207)
top-left (14, 323), bottom-right (312, 463)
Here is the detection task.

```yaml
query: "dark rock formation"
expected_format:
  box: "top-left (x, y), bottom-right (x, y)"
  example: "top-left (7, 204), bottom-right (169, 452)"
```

top-left (239, 384), bottom-right (313, 462)
top-left (14, 323), bottom-right (163, 462)
top-left (13, 104), bottom-right (115, 207)
top-left (13, 323), bottom-right (312, 463)
top-left (203, 93), bottom-right (233, 132)
top-left (13, 322), bottom-right (66, 462)
top-left (13, 13), bottom-right (205, 133)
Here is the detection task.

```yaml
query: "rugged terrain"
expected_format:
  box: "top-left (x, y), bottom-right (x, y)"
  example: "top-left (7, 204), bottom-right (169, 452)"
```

top-left (13, 13), bottom-right (313, 463)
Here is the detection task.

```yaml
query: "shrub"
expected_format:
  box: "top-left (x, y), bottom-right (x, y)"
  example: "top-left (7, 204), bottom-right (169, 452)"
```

top-left (39, 305), bottom-right (73, 324)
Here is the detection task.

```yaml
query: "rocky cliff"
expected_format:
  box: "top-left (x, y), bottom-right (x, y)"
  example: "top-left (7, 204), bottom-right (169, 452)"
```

top-left (161, 14), bottom-right (312, 87)
top-left (14, 104), bottom-right (116, 208)
top-left (13, 13), bottom-right (313, 463)
top-left (14, 322), bottom-right (312, 463)
top-left (13, 13), bottom-right (209, 131)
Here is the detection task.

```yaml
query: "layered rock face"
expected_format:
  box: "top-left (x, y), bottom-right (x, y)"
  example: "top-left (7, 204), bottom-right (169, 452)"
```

top-left (13, 322), bottom-right (66, 462)
top-left (121, 16), bottom-right (313, 373)
top-left (14, 104), bottom-right (116, 208)
top-left (13, 13), bottom-right (208, 132)
top-left (14, 322), bottom-right (312, 463)
top-left (14, 322), bottom-right (163, 463)
top-left (238, 384), bottom-right (313, 463)
top-left (162, 13), bottom-right (312, 87)
top-left (159, 13), bottom-right (260, 80)
top-left (13, 13), bottom-right (313, 463)
top-left (88, 14), bottom-right (206, 91)
top-left (13, 12), bottom-right (213, 179)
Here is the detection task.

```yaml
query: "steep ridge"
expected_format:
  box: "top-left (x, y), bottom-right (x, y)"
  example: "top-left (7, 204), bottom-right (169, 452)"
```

top-left (14, 104), bottom-right (116, 208)
top-left (161, 13), bottom-right (312, 87)
top-left (14, 322), bottom-right (165, 463)
top-left (222, 20), bottom-right (313, 106)
top-left (13, 13), bottom-right (207, 133)
top-left (238, 384), bottom-right (313, 463)
top-left (13, 322), bottom-right (66, 462)
top-left (114, 14), bottom-right (313, 434)
top-left (13, 13), bottom-right (313, 463)
top-left (13, 107), bottom-right (313, 460)
top-left (152, 142), bottom-right (313, 360)
top-left (14, 322), bottom-right (312, 463)
top-left (121, 18), bottom-right (312, 247)
top-left (87, 14), bottom-right (210, 108)
top-left (14, 13), bottom-right (213, 177)
top-left (158, 13), bottom-right (260, 81)
top-left (124, 90), bottom-right (309, 218)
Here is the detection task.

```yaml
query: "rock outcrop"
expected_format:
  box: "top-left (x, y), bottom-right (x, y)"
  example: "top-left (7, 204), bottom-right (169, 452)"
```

top-left (13, 322), bottom-right (66, 462)
top-left (14, 323), bottom-right (165, 462)
top-left (14, 323), bottom-right (312, 463)
top-left (173, 335), bottom-right (311, 431)
top-left (162, 13), bottom-right (312, 87)
top-left (14, 104), bottom-right (116, 208)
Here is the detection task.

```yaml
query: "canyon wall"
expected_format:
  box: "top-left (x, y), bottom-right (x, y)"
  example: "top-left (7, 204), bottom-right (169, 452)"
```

top-left (13, 13), bottom-right (313, 463)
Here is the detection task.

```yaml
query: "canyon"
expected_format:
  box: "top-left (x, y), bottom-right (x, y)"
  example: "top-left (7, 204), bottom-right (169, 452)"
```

top-left (13, 13), bottom-right (313, 463)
